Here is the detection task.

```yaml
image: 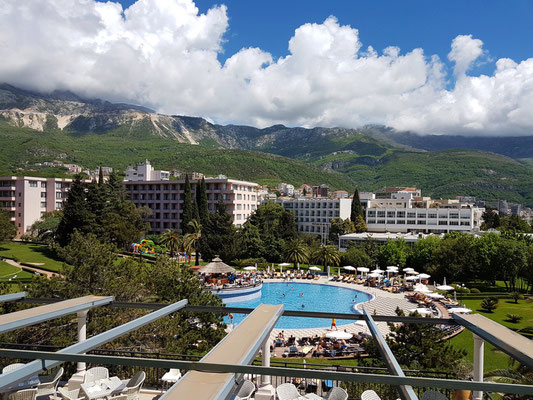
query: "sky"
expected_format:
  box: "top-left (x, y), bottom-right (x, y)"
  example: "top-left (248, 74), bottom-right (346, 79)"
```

top-left (1, 0), bottom-right (533, 135)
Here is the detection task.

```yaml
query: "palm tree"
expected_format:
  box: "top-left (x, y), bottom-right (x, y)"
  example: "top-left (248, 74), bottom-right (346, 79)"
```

top-left (161, 229), bottom-right (181, 258)
top-left (283, 239), bottom-right (309, 269)
top-left (485, 363), bottom-right (533, 399)
top-left (312, 245), bottom-right (340, 272)
top-left (184, 219), bottom-right (202, 266)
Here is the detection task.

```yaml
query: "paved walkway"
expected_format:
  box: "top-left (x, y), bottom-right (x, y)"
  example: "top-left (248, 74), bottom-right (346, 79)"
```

top-left (255, 277), bottom-right (414, 342)
top-left (2, 258), bottom-right (61, 279)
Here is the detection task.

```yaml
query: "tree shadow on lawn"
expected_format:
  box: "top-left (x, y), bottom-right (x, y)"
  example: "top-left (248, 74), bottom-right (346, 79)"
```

top-left (27, 244), bottom-right (64, 262)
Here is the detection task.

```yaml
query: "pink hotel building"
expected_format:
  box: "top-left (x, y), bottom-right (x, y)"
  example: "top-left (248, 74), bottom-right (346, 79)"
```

top-left (124, 177), bottom-right (259, 234)
top-left (0, 176), bottom-right (73, 236)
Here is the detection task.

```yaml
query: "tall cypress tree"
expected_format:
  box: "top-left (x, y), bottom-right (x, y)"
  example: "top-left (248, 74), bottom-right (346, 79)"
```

top-left (350, 187), bottom-right (364, 222)
top-left (98, 167), bottom-right (104, 186)
top-left (57, 175), bottom-right (91, 246)
top-left (182, 174), bottom-right (193, 233)
top-left (197, 177), bottom-right (209, 226)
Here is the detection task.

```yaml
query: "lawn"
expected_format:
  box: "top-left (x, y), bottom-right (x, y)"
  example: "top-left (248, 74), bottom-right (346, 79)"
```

top-left (449, 297), bottom-right (533, 372)
top-left (0, 242), bottom-right (65, 272)
top-left (0, 260), bottom-right (35, 281)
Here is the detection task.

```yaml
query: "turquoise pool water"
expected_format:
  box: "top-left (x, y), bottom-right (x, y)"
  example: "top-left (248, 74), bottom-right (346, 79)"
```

top-left (225, 282), bottom-right (372, 329)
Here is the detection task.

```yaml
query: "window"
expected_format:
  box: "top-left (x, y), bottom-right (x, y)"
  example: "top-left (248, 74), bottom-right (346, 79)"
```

top-left (450, 213), bottom-right (459, 219)
top-left (29, 181), bottom-right (37, 187)
top-left (237, 194), bottom-right (242, 200)
top-left (56, 182), bottom-right (62, 189)
top-left (428, 213), bottom-right (437, 218)
top-left (438, 221), bottom-right (448, 225)
top-left (41, 192), bottom-right (46, 198)
top-left (397, 220), bottom-right (406, 225)
top-left (460, 221), bottom-right (470, 226)
top-left (251, 195), bottom-right (256, 201)
top-left (407, 220), bottom-right (416, 224)
top-left (387, 220), bottom-right (396, 224)
top-left (377, 211), bottom-right (385, 217)
top-left (387, 211), bottom-right (396, 218)
top-left (407, 212), bottom-right (416, 218)
top-left (40, 202), bottom-right (46, 208)
top-left (417, 213), bottom-right (426, 218)
top-left (368, 210), bottom-right (376, 217)
top-left (449, 221), bottom-right (459, 225)
top-left (367, 219), bottom-right (376, 224)
top-left (397, 211), bottom-right (405, 218)
top-left (237, 204), bottom-right (242, 210)
top-left (56, 192), bottom-right (62, 199)
top-left (236, 214), bottom-right (242, 220)
top-left (41, 182), bottom-right (47, 188)
top-left (417, 220), bottom-right (426, 225)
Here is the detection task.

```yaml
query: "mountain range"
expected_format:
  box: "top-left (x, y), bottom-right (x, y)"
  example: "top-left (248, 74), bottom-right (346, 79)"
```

top-left (1, 83), bottom-right (532, 206)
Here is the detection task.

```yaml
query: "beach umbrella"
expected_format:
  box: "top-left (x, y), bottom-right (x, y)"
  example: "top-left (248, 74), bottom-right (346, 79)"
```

top-left (368, 272), bottom-right (381, 278)
top-left (199, 256), bottom-right (236, 274)
top-left (386, 266), bottom-right (398, 270)
top-left (426, 293), bottom-right (445, 299)
top-left (343, 266), bottom-right (356, 271)
top-left (403, 267), bottom-right (415, 272)
top-left (406, 270), bottom-right (419, 275)
top-left (243, 266), bottom-right (256, 271)
top-left (418, 273), bottom-right (431, 280)
top-left (448, 307), bottom-right (472, 314)
top-left (414, 284), bottom-right (432, 293)
top-left (278, 262), bottom-right (290, 273)
top-left (355, 320), bottom-right (367, 327)
top-left (309, 266), bottom-right (321, 271)
top-left (436, 277), bottom-right (454, 291)
top-left (326, 330), bottom-right (353, 340)
top-left (357, 267), bottom-right (369, 277)
top-left (372, 268), bottom-right (385, 274)
top-left (408, 308), bottom-right (433, 316)
top-left (404, 275), bottom-right (419, 281)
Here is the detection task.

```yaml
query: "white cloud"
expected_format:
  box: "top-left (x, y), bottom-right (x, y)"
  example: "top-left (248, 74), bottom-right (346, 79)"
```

top-left (1, 0), bottom-right (533, 135)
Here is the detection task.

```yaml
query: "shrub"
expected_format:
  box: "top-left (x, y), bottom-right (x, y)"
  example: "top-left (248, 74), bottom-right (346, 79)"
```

top-left (451, 284), bottom-right (470, 294)
top-left (470, 288), bottom-right (481, 294)
top-left (480, 297), bottom-right (499, 313)
top-left (510, 291), bottom-right (523, 304)
top-left (506, 314), bottom-right (523, 323)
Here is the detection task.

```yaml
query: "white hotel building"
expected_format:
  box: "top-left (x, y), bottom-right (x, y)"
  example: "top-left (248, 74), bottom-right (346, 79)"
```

top-left (364, 191), bottom-right (484, 234)
top-left (276, 198), bottom-right (352, 235)
top-left (124, 162), bottom-right (259, 234)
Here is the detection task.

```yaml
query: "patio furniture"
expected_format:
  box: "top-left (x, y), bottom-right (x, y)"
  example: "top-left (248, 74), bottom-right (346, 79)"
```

top-left (120, 371), bottom-right (145, 400)
top-left (57, 388), bottom-right (85, 400)
top-left (81, 376), bottom-right (123, 400)
top-left (108, 396), bottom-right (128, 400)
top-left (3, 364), bottom-right (25, 374)
top-left (36, 367), bottom-right (63, 399)
top-left (361, 390), bottom-right (381, 400)
top-left (7, 389), bottom-right (37, 400)
top-left (421, 391), bottom-right (448, 400)
top-left (161, 369), bottom-right (181, 386)
top-left (326, 387), bottom-right (348, 400)
top-left (275, 383), bottom-right (301, 400)
top-left (234, 380), bottom-right (255, 400)
top-left (83, 367), bottom-right (109, 384)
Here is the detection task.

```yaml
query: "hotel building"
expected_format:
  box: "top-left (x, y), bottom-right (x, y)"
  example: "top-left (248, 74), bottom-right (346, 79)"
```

top-left (0, 176), bottom-right (74, 236)
top-left (123, 162), bottom-right (259, 234)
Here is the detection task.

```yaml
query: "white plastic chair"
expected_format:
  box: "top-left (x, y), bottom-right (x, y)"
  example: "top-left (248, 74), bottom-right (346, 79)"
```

top-left (120, 371), bottom-right (145, 400)
top-left (275, 383), bottom-right (300, 400)
top-left (2, 363), bottom-right (25, 374)
top-left (36, 367), bottom-right (63, 399)
top-left (83, 367), bottom-right (109, 384)
top-left (57, 388), bottom-right (84, 400)
top-left (7, 389), bottom-right (37, 400)
top-left (421, 391), bottom-right (448, 400)
top-left (234, 380), bottom-right (255, 400)
top-left (361, 390), bottom-right (381, 400)
top-left (161, 369), bottom-right (181, 385)
top-left (327, 387), bottom-right (348, 400)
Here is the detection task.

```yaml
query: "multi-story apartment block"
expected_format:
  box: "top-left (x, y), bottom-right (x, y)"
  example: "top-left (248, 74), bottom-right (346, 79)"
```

top-left (277, 183), bottom-right (295, 196)
top-left (125, 160), bottom-right (170, 182)
top-left (124, 176), bottom-right (259, 234)
top-left (276, 198), bottom-right (352, 236)
top-left (0, 176), bottom-right (75, 236)
top-left (364, 189), bottom-right (484, 234)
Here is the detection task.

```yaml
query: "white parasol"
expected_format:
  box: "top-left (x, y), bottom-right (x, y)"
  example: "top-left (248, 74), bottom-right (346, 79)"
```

top-left (326, 330), bottom-right (353, 340)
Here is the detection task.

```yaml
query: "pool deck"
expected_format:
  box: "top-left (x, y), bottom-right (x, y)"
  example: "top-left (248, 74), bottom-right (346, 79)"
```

top-left (227, 276), bottom-right (415, 341)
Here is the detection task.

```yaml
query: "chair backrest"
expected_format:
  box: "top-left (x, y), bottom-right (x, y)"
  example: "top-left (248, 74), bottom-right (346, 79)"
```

top-left (327, 387), bottom-right (348, 400)
top-left (421, 390), bottom-right (448, 400)
top-left (57, 388), bottom-right (82, 400)
top-left (8, 388), bottom-right (37, 400)
top-left (2, 363), bottom-right (25, 374)
top-left (169, 369), bottom-right (181, 377)
top-left (361, 390), bottom-right (381, 400)
top-left (235, 380), bottom-right (255, 399)
top-left (275, 383), bottom-right (300, 400)
top-left (126, 371), bottom-right (146, 389)
top-left (84, 367), bottom-right (109, 383)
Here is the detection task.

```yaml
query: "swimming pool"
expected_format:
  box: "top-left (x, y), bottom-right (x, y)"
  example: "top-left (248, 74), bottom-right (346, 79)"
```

top-left (225, 282), bottom-right (372, 329)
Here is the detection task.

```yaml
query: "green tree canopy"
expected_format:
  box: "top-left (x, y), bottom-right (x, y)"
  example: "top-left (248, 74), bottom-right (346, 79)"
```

top-left (350, 188), bottom-right (364, 223)
top-left (0, 210), bottom-right (17, 242)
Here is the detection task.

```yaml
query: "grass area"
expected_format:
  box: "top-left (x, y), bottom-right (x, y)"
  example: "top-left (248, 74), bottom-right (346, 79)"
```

top-left (0, 260), bottom-right (35, 281)
top-left (0, 242), bottom-right (65, 272)
top-left (449, 296), bottom-right (533, 371)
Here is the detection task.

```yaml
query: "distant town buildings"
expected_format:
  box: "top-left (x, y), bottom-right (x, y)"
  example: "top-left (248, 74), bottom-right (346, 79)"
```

top-left (312, 184), bottom-right (329, 198)
top-left (277, 182), bottom-right (295, 196)
top-left (125, 160), bottom-right (170, 182)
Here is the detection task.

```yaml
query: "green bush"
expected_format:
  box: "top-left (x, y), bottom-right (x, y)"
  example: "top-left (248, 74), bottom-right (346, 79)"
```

top-left (470, 288), bottom-right (481, 294)
top-left (480, 297), bottom-right (499, 313)
top-left (506, 314), bottom-right (523, 323)
top-left (510, 291), bottom-right (523, 304)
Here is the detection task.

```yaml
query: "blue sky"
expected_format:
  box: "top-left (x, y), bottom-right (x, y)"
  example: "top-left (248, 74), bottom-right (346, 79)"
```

top-left (117, 0), bottom-right (533, 76)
